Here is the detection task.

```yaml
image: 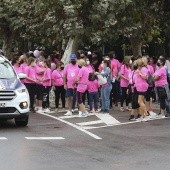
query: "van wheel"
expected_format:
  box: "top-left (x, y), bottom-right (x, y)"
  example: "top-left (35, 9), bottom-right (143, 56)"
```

top-left (15, 116), bottom-right (29, 126)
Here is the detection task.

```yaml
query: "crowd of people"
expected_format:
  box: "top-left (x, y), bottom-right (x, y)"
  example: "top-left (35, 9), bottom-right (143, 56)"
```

top-left (2, 49), bottom-right (170, 121)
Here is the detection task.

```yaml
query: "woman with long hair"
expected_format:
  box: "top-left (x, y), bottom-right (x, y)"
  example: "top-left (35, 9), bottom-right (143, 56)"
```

top-left (120, 56), bottom-right (132, 111)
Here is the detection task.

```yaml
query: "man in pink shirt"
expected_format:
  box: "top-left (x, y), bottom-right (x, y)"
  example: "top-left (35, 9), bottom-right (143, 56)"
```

top-left (63, 54), bottom-right (80, 116)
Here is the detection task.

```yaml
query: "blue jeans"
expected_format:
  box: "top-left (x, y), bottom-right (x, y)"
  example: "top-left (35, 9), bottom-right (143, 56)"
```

top-left (101, 84), bottom-right (112, 111)
top-left (165, 98), bottom-right (170, 114)
top-left (89, 92), bottom-right (98, 110)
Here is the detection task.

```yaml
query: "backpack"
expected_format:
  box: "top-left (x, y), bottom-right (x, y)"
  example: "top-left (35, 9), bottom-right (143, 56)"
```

top-left (147, 71), bottom-right (153, 85)
top-left (165, 67), bottom-right (170, 84)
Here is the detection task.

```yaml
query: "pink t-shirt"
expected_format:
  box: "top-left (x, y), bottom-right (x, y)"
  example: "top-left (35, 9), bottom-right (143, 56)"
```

top-left (154, 67), bottom-right (167, 87)
top-left (111, 59), bottom-right (121, 77)
top-left (87, 79), bottom-right (100, 93)
top-left (135, 67), bottom-right (149, 92)
top-left (86, 64), bottom-right (94, 73)
top-left (36, 66), bottom-right (44, 85)
top-left (43, 68), bottom-right (52, 87)
top-left (98, 64), bottom-right (104, 72)
top-left (52, 69), bottom-right (64, 86)
top-left (77, 67), bottom-right (89, 93)
top-left (120, 64), bottom-right (131, 87)
top-left (24, 66), bottom-right (36, 84)
top-left (63, 64), bottom-right (80, 89)
top-left (147, 65), bottom-right (154, 87)
top-left (13, 64), bottom-right (23, 74)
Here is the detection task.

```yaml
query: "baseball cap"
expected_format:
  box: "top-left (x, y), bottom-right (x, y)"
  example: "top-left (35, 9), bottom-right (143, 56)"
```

top-left (70, 54), bottom-right (77, 60)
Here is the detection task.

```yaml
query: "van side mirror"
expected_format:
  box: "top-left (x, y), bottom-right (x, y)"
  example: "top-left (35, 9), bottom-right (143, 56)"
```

top-left (18, 73), bottom-right (27, 79)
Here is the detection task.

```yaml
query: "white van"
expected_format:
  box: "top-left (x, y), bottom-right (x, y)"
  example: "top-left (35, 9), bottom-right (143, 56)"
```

top-left (0, 55), bottom-right (30, 126)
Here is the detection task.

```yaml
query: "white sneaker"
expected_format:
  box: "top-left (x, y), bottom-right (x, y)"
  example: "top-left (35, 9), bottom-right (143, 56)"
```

top-left (44, 108), bottom-right (51, 113)
top-left (64, 111), bottom-right (72, 116)
top-left (78, 111), bottom-right (82, 117)
top-left (156, 113), bottom-right (165, 118)
top-left (35, 106), bottom-right (41, 111)
top-left (142, 116), bottom-right (149, 122)
top-left (55, 108), bottom-right (58, 112)
top-left (136, 116), bottom-right (143, 122)
top-left (72, 109), bottom-right (75, 113)
top-left (36, 109), bottom-right (43, 113)
top-left (79, 113), bottom-right (87, 118)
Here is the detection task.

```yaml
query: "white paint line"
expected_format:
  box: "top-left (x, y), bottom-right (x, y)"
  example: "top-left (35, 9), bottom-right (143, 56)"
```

top-left (76, 120), bottom-right (103, 126)
top-left (36, 112), bottom-right (102, 140)
top-left (0, 137), bottom-right (7, 140)
top-left (95, 113), bottom-right (120, 125)
top-left (59, 113), bottom-right (95, 119)
top-left (84, 116), bottom-right (170, 130)
top-left (25, 137), bottom-right (64, 140)
top-left (82, 126), bottom-right (98, 130)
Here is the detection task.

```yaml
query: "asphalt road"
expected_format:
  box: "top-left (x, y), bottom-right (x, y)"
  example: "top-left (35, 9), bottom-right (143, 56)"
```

top-left (0, 105), bottom-right (170, 170)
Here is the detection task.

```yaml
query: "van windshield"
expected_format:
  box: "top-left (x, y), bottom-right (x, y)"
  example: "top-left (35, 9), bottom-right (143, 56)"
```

top-left (0, 61), bottom-right (17, 79)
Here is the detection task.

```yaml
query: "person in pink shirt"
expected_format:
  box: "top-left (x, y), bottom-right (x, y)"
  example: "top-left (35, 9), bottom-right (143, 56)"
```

top-left (153, 56), bottom-right (169, 117)
top-left (52, 61), bottom-right (65, 112)
top-left (35, 60), bottom-right (46, 112)
top-left (109, 52), bottom-right (121, 107)
top-left (24, 57), bottom-right (37, 112)
top-left (144, 57), bottom-right (154, 113)
top-left (38, 59), bottom-right (52, 113)
top-left (63, 54), bottom-right (80, 116)
top-left (119, 56), bottom-right (132, 111)
top-left (87, 73), bottom-right (100, 112)
top-left (73, 59), bottom-right (89, 117)
top-left (12, 55), bottom-right (23, 74)
top-left (135, 58), bottom-right (149, 121)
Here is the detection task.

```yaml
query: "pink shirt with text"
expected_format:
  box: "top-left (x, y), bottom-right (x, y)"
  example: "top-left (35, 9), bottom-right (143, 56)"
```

top-left (63, 64), bottom-right (80, 89)
top-left (52, 69), bottom-right (64, 86)
top-left (154, 67), bottom-right (167, 87)
top-left (135, 67), bottom-right (148, 92)
top-left (77, 67), bottom-right (89, 93)
top-left (87, 79), bottom-right (100, 93)
top-left (120, 64), bottom-right (131, 87)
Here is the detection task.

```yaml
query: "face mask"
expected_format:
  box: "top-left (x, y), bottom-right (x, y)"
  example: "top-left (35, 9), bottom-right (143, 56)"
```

top-left (71, 60), bottom-right (76, 65)
top-left (86, 61), bottom-right (90, 65)
top-left (133, 65), bottom-right (138, 70)
top-left (31, 62), bottom-right (36, 67)
top-left (157, 63), bottom-right (161, 67)
top-left (129, 60), bottom-right (132, 64)
top-left (78, 65), bottom-right (82, 69)
top-left (61, 67), bottom-right (64, 70)
top-left (105, 58), bottom-right (109, 61)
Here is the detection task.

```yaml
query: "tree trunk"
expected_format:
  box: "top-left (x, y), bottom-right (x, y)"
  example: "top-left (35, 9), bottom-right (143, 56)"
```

top-left (2, 29), bottom-right (13, 58)
top-left (129, 37), bottom-right (142, 58)
top-left (61, 36), bottom-right (79, 65)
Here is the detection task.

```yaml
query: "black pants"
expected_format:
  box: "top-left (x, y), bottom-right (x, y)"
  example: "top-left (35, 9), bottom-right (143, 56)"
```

top-left (110, 81), bottom-right (119, 106)
top-left (42, 86), bottom-right (50, 109)
top-left (157, 87), bottom-right (166, 110)
top-left (54, 85), bottom-right (66, 108)
top-left (121, 87), bottom-right (129, 107)
top-left (82, 90), bottom-right (89, 105)
top-left (25, 83), bottom-right (36, 109)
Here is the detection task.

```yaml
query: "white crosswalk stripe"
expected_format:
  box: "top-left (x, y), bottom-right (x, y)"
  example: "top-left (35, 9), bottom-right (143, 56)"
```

top-left (25, 137), bottom-right (65, 140)
top-left (0, 137), bottom-right (7, 140)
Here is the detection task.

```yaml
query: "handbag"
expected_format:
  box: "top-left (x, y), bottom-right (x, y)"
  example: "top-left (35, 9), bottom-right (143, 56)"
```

top-left (97, 74), bottom-right (107, 85)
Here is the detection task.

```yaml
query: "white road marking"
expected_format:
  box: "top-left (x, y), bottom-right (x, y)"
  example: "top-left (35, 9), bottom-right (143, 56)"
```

top-left (36, 112), bottom-right (102, 140)
top-left (95, 113), bottom-right (120, 125)
top-left (0, 137), bottom-right (7, 140)
top-left (59, 113), bottom-right (95, 119)
top-left (83, 115), bottom-right (170, 130)
top-left (76, 120), bottom-right (103, 126)
top-left (25, 137), bottom-right (64, 140)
